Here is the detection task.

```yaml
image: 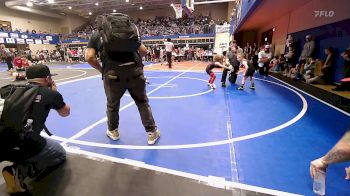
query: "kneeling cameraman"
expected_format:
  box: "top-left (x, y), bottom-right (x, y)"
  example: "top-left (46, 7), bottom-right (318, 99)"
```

top-left (0, 64), bottom-right (70, 194)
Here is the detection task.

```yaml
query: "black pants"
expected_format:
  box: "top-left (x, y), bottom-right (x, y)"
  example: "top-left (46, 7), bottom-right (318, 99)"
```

top-left (5, 57), bottom-right (13, 70)
top-left (259, 62), bottom-right (269, 77)
top-left (0, 138), bottom-right (66, 190)
top-left (221, 68), bottom-right (229, 83)
top-left (166, 52), bottom-right (172, 68)
top-left (222, 66), bottom-right (239, 83)
top-left (103, 65), bottom-right (157, 133)
top-left (253, 55), bottom-right (259, 70)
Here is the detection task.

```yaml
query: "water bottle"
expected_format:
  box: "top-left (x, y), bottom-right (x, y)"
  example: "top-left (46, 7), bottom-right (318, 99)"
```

top-left (313, 169), bottom-right (326, 195)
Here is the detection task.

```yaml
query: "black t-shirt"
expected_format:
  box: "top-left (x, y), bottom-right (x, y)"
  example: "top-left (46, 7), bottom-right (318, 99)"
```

top-left (0, 86), bottom-right (66, 160)
top-left (31, 87), bottom-right (66, 134)
top-left (87, 31), bottom-right (143, 74)
top-left (245, 60), bottom-right (255, 72)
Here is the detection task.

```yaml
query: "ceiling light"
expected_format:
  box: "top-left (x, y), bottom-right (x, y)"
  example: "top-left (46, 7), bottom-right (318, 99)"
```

top-left (126, 0), bottom-right (129, 2)
top-left (95, 2), bottom-right (99, 6)
top-left (139, 6), bottom-right (143, 10)
top-left (131, 4), bottom-right (135, 6)
top-left (113, 9), bottom-right (116, 12)
top-left (48, 0), bottom-right (54, 3)
top-left (26, 2), bottom-right (33, 6)
top-left (89, 12), bottom-right (92, 15)
top-left (170, 3), bottom-right (174, 7)
top-left (68, 6), bottom-right (72, 9)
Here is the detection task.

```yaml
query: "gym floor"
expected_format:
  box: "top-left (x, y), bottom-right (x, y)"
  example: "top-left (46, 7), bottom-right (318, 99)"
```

top-left (0, 61), bottom-right (349, 195)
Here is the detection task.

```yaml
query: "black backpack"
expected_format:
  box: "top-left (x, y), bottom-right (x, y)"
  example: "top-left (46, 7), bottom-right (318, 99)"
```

top-left (0, 84), bottom-right (52, 138)
top-left (0, 84), bottom-right (39, 133)
top-left (96, 14), bottom-right (140, 56)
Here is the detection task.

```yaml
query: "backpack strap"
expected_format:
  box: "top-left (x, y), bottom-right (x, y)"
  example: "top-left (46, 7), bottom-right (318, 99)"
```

top-left (97, 15), bottom-right (109, 59)
top-left (43, 125), bottom-right (53, 136)
top-left (25, 85), bottom-right (53, 136)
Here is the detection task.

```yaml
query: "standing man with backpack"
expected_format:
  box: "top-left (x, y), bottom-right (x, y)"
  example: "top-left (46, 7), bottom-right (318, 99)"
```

top-left (85, 14), bottom-right (160, 145)
top-left (0, 64), bottom-right (70, 194)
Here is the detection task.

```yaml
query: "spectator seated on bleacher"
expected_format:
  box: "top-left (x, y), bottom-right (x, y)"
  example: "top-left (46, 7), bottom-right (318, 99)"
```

top-left (306, 47), bottom-right (335, 84)
top-left (269, 56), bottom-right (279, 72)
top-left (290, 59), bottom-right (306, 80)
top-left (303, 57), bottom-right (317, 81)
top-left (333, 47), bottom-right (350, 91)
top-left (276, 54), bottom-right (286, 72)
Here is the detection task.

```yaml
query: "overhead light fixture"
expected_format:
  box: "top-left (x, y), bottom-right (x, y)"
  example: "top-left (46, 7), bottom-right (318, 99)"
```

top-left (48, 0), bottom-right (54, 3)
top-left (26, 1), bottom-right (33, 6)
top-left (68, 6), bottom-right (72, 9)
top-left (126, 0), bottom-right (129, 2)
top-left (113, 9), bottom-right (116, 12)
top-left (95, 2), bottom-right (99, 6)
top-left (131, 4), bottom-right (135, 6)
top-left (170, 3), bottom-right (174, 7)
top-left (139, 6), bottom-right (143, 10)
top-left (89, 12), bottom-right (92, 15)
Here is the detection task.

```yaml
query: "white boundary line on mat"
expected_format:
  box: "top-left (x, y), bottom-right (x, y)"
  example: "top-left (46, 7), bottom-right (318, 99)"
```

top-left (51, 69), bottom-right (87, 82)
top-left (64, 147), bottom-right (302, 196)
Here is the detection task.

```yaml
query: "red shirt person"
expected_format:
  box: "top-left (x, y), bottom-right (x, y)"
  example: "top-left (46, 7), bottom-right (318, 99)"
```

top-left (13, 56), bottom-right (23, 69)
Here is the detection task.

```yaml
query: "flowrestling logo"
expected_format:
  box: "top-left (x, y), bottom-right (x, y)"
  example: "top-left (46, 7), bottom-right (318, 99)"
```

top-left (314, 10), bottom-right (334, 18)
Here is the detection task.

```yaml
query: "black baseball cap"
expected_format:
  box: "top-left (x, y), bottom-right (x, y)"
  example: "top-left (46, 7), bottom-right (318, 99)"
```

top-left (26, 64), bottom-right (57, 79)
